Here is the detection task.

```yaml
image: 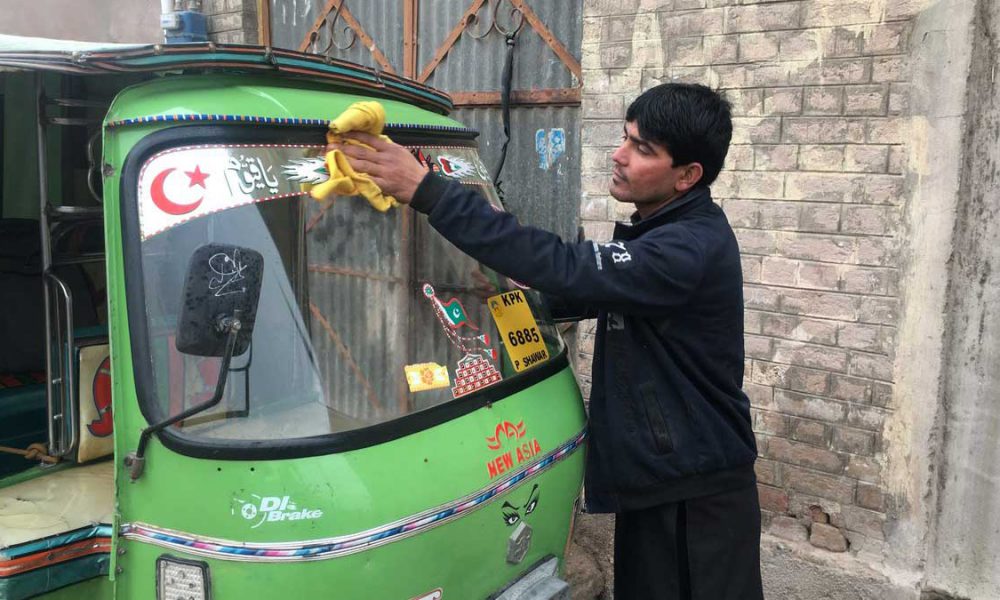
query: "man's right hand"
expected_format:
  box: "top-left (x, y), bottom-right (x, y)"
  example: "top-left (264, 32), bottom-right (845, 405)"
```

top-left (328, 132), bottom-right (429, 204)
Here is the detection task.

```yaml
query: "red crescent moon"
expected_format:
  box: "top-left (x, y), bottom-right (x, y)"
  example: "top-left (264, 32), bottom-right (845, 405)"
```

top-left (151, 167), bottom-right (203, 215)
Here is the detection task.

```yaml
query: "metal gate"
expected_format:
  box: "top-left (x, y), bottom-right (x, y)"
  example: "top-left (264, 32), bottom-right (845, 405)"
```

top-left (264, 0), bottom-right (582, 241)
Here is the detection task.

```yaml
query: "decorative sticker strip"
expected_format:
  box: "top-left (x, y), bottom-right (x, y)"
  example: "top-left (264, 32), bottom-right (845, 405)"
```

top-left (413, 148), bottom-right (492, 187)
top-left (137, 144), bottom-right (326, 240)
top-left (137, 145), bottom-right (497, 240)
top-left (404, 362), bottom-right (451, 392)
top-left (106, 113), bottom-right (473, 135)
top-left (487, 290), bottom-right (549, 373)
top-left (119, 428), bottom-right (586, 564)
top-left (108, 114), bottom-right (332, 128)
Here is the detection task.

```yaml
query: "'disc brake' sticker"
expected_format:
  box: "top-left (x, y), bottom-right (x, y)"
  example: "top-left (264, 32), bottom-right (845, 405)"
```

top-left (487, 291), bottom-right (549, 372)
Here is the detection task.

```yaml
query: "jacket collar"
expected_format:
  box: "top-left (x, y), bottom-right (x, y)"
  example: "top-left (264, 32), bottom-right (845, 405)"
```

top-left (615, 186), bottom-right (712, 239)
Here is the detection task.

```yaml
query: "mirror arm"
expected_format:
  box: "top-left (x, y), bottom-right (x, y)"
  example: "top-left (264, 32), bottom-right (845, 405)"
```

top-left (125, 313), bottom-right (243, 481)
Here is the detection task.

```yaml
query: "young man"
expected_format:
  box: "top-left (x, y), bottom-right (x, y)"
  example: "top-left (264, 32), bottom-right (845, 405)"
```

top-left (338, 83), bottom-right (763, 600)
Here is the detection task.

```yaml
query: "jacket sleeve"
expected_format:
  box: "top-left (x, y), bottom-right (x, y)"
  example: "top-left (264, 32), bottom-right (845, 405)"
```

top-left (543, 293), bottom-right (598, 322)
top-left (411, 174), bottom-right (707, 316)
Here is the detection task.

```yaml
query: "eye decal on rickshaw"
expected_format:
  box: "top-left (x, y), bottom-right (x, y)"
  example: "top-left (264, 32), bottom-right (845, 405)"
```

top-left (500, 484), bottom-right (540, 527)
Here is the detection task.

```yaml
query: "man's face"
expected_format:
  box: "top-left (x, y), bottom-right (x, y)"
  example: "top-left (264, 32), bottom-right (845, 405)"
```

top-left (610, 121), bottom-right (692, 215)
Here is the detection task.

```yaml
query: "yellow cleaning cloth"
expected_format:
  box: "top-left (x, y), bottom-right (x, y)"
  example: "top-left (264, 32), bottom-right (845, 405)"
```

top-left (310, 101), bottom-right (398, 212)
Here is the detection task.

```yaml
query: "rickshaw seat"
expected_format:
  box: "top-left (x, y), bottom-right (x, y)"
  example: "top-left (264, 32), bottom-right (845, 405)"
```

top-left (0, 460), bottom-right (113, 597)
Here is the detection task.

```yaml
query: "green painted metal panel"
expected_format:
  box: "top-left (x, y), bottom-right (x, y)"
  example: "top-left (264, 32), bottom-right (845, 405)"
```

top-left (104, 74), bottom-right (463, 131)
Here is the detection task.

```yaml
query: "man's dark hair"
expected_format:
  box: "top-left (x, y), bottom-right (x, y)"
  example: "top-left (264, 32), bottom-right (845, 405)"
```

top-left (625, 83), bottom-right (733, 187)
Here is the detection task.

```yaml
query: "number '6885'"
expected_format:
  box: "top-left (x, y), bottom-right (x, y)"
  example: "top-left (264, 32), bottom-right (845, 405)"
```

top-left (507, 328), bottom-right (540, 347)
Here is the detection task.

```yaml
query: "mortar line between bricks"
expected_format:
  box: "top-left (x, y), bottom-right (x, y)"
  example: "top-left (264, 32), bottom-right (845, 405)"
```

top-left (749, 359), bottom-right (893, 382)
top-left (739, 254), bottom-right (900, 268)
top-left (744, 358), bottom-right (895, 392)
top-left (748, 364), bottom-right (893, 395)
top-left (747, 331), bottom-right (893, 354)
top-left (764, 427), bottom-right (887, 451)
top-left (761, 455), bottom-right (885, 487)
top-left (754, 408), bottom-right (889, 433)
top-left (752, 391), bottom-right (893, 415)
top-left (745, 284), bottom-right (900, 303)
top-left (756, 432), bottom-right (882, 461)
top-left (743, 282), bottom-right (900, 300)
top-left (749, 348), bottom-right (894, 373)
top-left (746, 307), bottom-right (900, 327)
top-left (749, 353), bottom-right (894, 383)
top-left (751, 406), bottom-right (891, 434)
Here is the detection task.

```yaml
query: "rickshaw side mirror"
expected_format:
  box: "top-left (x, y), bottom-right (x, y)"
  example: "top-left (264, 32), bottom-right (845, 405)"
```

top-left (124, 244), bottom-right (264, 481)
top-left (175, 243), bottom-right (264, 357)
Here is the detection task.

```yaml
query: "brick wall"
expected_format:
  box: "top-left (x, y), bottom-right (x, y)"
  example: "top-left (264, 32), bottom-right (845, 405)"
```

top-left (203, 0), bottom-right (259, 44)
top-left (580, 0), bottom-right (919, 558)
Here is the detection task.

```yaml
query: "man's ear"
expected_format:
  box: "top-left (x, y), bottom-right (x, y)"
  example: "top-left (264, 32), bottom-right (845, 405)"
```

top-left (675, 163), bottom-right (704, 192)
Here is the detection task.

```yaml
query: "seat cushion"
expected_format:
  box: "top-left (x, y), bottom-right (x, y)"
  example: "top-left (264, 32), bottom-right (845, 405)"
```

top-left (0, 461), bottom-right (113, 599)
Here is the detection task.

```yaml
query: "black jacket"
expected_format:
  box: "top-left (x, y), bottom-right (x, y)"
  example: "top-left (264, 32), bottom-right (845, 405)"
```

top-left (412, 175), bottom-right (757, 513)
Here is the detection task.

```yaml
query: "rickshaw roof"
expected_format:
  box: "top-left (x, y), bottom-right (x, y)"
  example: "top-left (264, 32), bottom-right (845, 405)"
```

top-left (0, 34), bottom-right (453, 115)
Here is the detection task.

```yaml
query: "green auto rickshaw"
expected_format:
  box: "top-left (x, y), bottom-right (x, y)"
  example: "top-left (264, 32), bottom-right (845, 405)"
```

top-left (0, 35), bottom-right (585, 600)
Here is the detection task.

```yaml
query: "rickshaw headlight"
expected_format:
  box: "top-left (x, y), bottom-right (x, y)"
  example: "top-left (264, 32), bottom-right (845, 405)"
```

top-left (157, 555), bottom-right (211, 600)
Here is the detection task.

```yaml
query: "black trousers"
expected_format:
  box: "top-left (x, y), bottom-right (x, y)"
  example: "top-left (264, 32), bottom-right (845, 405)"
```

top-left (613, 484), bottom-right (764, 600)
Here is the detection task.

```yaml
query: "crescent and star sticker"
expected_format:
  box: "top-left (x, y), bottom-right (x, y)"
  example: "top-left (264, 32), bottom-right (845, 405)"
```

top-left (151, 165), bottom-right (209, 215)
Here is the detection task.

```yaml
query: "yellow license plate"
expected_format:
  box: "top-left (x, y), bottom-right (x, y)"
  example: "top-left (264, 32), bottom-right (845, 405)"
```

top-left (487, 290), bottom-right (549, 372)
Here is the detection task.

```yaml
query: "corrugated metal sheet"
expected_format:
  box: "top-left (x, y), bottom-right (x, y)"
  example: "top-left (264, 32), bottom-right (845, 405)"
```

top-left (272, 0), bottom-right (583, 260)
top-left (269, 0), bottom-right (404, 73)
top-left (418, 3), bottom-right (581, 240)
top-left (304, 198), bottom-right (500, 421)
top-left (457, 105), bottom-right (580, 242)
top-left (306, 198), bottom-right (408, 422)
top-left (418, 1), bottom-right (581, 92)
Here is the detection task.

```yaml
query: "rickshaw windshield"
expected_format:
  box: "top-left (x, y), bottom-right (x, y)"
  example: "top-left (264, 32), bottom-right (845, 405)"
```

top-left (133, 137), bottom-right (564, 443)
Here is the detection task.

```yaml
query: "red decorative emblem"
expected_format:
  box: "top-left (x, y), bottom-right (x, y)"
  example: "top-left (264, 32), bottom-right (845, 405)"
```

top-left (486, 420), bottom-right (527, 450)
top-left (151, 166), bottom-right (205, 215)
top-left (87, 356), bottom-right (113, 438)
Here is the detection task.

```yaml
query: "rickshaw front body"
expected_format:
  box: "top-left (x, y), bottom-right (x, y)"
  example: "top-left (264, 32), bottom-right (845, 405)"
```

top-left (0, 39), bottom-right (585, 600)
